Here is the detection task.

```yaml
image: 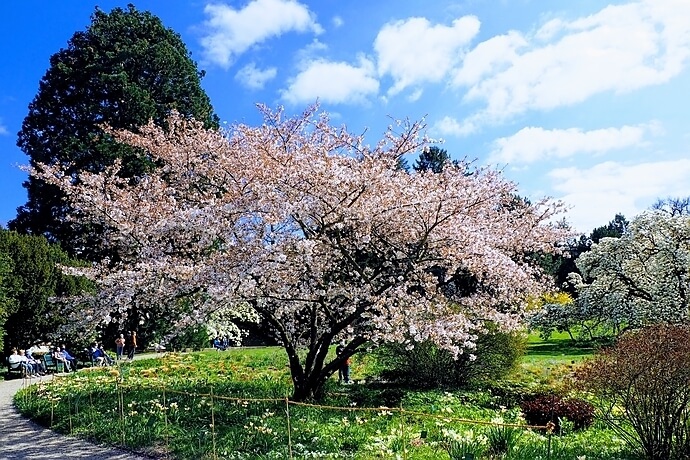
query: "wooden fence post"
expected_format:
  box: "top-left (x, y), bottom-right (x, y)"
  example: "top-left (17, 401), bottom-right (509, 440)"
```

top-left (285, 397), bottom-right (294, 460)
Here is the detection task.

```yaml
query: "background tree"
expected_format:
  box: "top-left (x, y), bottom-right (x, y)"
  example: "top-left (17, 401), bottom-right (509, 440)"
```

top-left (0, 252), bottom-right (13, 350)
top-left (569, 210), bottom-right (690, 334)
top-left (0, 229), bottom-right (92, 354)
top-left (413, 146), bottom-right (454, 173)
top-left (32, 106), bottom-right (567, 401)
top-left (536, 214), bottom-right (628, 296)
top-left (652, 196), bottom-right (690, 216)
top-left (590, 213), bottom-right (628, 243)
top-left (10, 4), bottom-right (218, 259)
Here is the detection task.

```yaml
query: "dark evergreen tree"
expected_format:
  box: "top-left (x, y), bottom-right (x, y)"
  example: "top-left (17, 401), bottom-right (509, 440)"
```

top-left (546, 214), bottom-right (628, 294)
top-left (590, 213), bottom-right (628, 243)
top-left (413, 146), bottom-right (453, 173)
top-left (0, 229), bottom-right (93, 354)
top-left (395, 155), bottom-right (410, 172)
top-left (0, 252), bottom-right (12, 352)
top-left (10, 4), bottom-right (219, 259)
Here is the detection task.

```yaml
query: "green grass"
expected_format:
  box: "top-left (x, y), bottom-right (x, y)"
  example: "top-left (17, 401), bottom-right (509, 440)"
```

top-left (524, 331), bottom-right (593, 363)
top-left (13, 341), bottom-right (634, 459)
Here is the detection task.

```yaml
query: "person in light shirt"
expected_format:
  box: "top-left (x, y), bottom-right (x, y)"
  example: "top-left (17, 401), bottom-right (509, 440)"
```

top-left (53, 346), bottom-right (72, 372)
top-left (8, 348), bottom-right (37, 376)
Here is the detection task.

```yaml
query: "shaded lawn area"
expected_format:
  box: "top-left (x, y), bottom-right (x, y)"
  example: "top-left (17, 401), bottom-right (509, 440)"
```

top-left (524, 331), bottom-right (595, 364)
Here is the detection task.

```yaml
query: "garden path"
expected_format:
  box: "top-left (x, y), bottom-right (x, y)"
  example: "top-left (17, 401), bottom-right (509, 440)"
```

top-left (0, 372), bottom-right (152, 460)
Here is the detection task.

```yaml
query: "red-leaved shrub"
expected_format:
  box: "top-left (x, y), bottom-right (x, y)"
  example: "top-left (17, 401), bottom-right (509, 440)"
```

top-left (575, 324), bottom-right (690, 460)
top-left (520, 393), bottom-right (594, 432)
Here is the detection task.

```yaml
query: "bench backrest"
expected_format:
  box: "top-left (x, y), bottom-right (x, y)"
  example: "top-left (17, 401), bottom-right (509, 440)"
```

top-left (43, 353), bottom-right (56, 367)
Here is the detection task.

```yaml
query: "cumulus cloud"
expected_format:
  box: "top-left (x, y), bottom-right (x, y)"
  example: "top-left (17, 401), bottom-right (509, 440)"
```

top-left (332, 16), bottom-right (344, 28)
top-left (549, 158), bottom-right (690, 232)
top-left (280, 57), bottom-right (379, 105)
top-left (490, 123), bottom-right (660, 165)
top-left (374, 16), bottom-right (480, 96)
top-left (234, 63), bottom-right (277, 89)
top-left (201, 0), bottom-right (322, 68)
top-left (451, 0), bottom-right (690, 128)
top-left (433, 116), bottom-right (477, 137)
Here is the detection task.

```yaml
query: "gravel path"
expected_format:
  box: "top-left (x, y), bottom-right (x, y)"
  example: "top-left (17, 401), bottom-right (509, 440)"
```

top-left (0, 373), bottom-right (152, 460)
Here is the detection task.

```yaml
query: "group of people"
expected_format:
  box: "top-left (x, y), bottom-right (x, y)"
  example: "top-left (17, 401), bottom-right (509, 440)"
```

top-left (7, 348), bottom-right (47, 377)
top-left (85, 331), bottom-right (138, 366)
top-left (212, 336), bottom-right (230, 351)
top-left (89, 342), bottom-right (115, 366)
top-left (114, 331), bottom-right (137, 360)
top-left (6, 331), bottom-right (139, 376)
top-left (7, 343), bottom-right (79, 376)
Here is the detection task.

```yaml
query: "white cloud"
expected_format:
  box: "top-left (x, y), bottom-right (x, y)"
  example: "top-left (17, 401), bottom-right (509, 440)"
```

top-left (201, 0), bottom-right (322, 68)
top-left (234, 63), bottom-right (277, 89)
top-left (453, 31), bottom-right (526, 87)
top-left (0, 120), bottom-right (7, 136)
top-left (490, 123), bottom-right (660, 165)
top-left (433, 116), bottom-right (477, 137)
top-left (280, 57), bottom-right (379, 105)
top-left (332, 16), bottom-right (343, 28)
top-left (451, 0), bottom-right (690, 127)
top-left (374, 16), bottom-right (480, 96)
top-left (549, 158), bottom-right (690, 232)
top-left (294, 39), bottom-right (328, 64)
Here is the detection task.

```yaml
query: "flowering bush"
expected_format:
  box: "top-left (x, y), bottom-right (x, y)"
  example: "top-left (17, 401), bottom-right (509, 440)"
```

top-left (374, 325), bottom-right (526, 389)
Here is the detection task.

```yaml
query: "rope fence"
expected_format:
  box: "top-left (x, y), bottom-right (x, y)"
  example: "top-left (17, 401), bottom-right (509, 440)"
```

top-left (15, 374), bottom-right (556, 459)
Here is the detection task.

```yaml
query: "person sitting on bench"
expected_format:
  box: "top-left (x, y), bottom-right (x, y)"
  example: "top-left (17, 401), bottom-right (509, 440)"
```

top-left (53, 346), bottom-right (73, 372)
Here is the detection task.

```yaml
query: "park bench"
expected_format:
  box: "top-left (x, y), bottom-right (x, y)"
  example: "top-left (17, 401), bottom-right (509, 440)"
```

top-left (42, 353), bottom-right (66, 373)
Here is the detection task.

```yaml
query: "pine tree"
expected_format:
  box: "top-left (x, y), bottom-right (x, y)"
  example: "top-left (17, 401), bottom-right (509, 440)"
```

top-left (11, 4), bottom-right (219, 258)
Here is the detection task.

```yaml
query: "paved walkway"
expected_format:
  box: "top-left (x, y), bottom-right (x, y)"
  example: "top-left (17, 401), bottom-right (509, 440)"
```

top-left (0, 373), bottom-right (152, 460)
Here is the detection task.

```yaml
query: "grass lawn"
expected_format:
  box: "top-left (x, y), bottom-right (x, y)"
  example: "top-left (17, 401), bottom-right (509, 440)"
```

top-left (13, 338), bottom-right (635, 459)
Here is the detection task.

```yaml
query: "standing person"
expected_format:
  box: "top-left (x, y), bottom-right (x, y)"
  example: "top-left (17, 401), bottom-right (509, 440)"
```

top-left (127, 331), bottom-right (137, 360)
top-left (115, 334), bottom-right (125, 360)
top-left (335, 341), bottom-right (351, 384)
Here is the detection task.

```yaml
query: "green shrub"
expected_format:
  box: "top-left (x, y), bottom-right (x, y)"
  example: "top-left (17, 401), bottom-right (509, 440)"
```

top-left (374, 324), bottom-right (526, 389)
top-left (167, 325), bottom-right (209, 351)
top-left (575, 324), bottom-right (690, 460)
top-left (487, 422), bottom-right (523, 456)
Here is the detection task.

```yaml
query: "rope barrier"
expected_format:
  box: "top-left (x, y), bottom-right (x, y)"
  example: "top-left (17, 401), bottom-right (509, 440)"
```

top-left (18, 372), bottom-right (556, 458)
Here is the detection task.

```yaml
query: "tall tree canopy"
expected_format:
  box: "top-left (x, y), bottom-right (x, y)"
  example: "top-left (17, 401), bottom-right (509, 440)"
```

top-left (652, 196), bottom-right (690, 216)
top-left (10, 4), bottom-right (218, 258)
top-left (32, 106), bottom-right (566, 400)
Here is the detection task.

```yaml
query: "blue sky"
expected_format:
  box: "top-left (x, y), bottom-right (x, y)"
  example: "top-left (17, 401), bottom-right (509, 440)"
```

top-left (1, 0), bottom-right (689, 233)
